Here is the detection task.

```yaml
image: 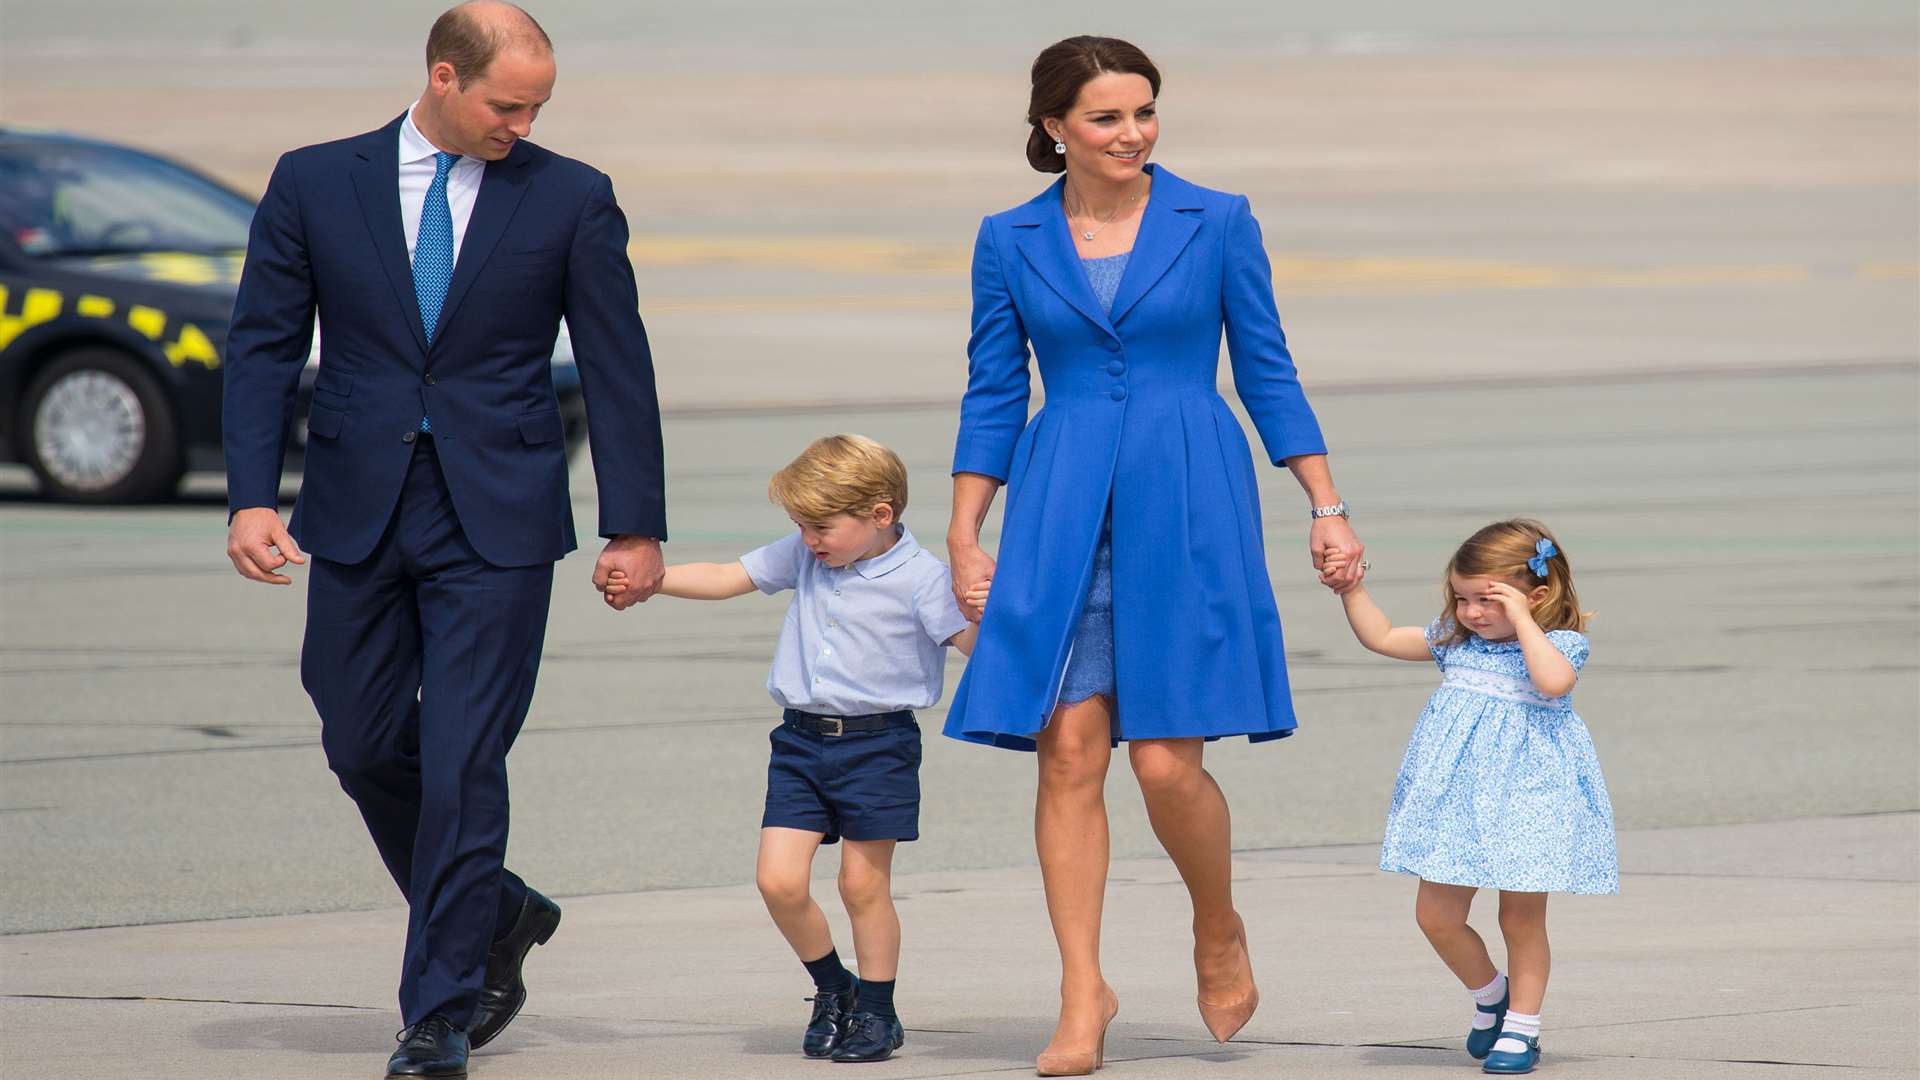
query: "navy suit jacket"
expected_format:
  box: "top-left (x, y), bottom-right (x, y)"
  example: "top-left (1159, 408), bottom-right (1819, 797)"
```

top-left (224, 114), bottom-right (666, 567)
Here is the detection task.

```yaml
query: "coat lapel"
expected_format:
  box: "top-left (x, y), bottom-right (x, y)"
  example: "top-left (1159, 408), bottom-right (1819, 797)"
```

top-left (430, 142), bottom-right (532, 352)
top-left (348, 115), bottom-right (430, 356)
top-left (1105, 164), bottom-right (1203, 326)
top-left (1012, 179), bottom-right (1117, 339)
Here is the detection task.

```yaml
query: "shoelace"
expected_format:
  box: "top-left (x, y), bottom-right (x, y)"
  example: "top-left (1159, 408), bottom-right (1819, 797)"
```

top-left (804, 991), bottom-right (851, 1024)
top-left (394, 1015), bottom-right (452, 1043)
top-left (843, 1011), bottom-right (890, 1044)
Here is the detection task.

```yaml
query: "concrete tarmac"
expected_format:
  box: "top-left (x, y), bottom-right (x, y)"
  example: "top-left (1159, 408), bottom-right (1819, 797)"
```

top-left (2, 8), bottom-right (1916, 1077)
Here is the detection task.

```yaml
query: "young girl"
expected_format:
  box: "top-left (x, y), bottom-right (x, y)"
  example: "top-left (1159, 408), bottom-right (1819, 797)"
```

top-left (1324, 519), bottom-right (1616, 1075)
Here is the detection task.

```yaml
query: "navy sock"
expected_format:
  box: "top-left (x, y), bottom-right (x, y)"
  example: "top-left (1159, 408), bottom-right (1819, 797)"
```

top-left (802, 949), bottom-right (853, 995)
top-left (858, 978), bottom-right (897, 1023)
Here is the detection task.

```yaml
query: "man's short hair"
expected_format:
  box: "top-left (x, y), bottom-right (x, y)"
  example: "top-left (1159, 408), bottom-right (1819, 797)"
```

top-left (768, 435), bottom-right (910, 523)
top-left (426, 2), bottom-right (552, 86)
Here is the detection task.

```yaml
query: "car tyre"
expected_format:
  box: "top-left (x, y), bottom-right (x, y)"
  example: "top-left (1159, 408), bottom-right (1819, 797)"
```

top-left (19, 346), bottom-right (183, 503)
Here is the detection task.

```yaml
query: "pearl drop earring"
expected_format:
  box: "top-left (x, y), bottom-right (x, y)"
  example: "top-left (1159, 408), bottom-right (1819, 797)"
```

top-left (1054, 140), bottom-right (1066, 154)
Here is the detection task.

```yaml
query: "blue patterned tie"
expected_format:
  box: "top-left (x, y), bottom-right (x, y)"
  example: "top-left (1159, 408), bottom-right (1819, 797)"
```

top-left (413, 151), bottom-right (458, 433)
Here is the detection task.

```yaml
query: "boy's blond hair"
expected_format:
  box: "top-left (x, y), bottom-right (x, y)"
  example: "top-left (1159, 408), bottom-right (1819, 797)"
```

top-left (768, 434), bottom-right (909, 522)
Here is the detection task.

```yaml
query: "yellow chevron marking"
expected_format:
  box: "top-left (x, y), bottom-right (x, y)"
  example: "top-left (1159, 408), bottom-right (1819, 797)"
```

top-left (0, 285), bottom-right (64, 350)
top-left (127, 305), bottom-right (167, 340)
top-left (76, 294), bottom-right (116, 318)
top-left (163, 322), bottom-right (220, 369)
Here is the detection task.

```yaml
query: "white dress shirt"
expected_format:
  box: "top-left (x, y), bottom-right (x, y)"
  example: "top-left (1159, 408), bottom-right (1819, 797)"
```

top-left (398, 103), bottom-right (484, 267)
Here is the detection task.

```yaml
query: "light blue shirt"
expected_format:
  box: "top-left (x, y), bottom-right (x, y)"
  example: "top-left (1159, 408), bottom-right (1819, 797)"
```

top-left (740, 526), bottom-right (973, 715)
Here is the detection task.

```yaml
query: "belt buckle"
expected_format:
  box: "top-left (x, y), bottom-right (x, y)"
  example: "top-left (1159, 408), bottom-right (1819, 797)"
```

top-left (820, 716), bottom-right (844, 737)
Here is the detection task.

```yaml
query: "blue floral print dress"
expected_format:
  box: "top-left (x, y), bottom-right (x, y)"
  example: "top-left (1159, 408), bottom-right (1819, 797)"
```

top-left (1378, 619), bottom-right (1618, 894)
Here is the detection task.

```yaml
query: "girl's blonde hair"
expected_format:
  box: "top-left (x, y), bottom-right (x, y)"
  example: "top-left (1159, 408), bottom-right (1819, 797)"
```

top-left (1438, 518), bottom-right (1586, 646)
top-left (768, 434), bottom-right (909, 523)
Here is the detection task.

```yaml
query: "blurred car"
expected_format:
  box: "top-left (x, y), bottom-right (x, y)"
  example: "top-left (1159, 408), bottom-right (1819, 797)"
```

top-left (0, 128), bottom-right (586, 503)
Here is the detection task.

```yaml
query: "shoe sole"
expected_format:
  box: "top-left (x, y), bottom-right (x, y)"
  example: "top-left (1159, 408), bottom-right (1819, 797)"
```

top-left (468, 904), bottom-right (562, 1051)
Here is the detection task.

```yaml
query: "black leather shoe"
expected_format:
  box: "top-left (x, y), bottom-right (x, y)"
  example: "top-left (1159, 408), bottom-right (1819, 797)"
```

top-left (830, 1010), bottom-right (904, 1063)
top-left (802, 977), bottom-right (859, 1058)
top-left (386, 1014), bottom-right (468, 1078)
top-left (468, 888), bottom-right (562, 1050)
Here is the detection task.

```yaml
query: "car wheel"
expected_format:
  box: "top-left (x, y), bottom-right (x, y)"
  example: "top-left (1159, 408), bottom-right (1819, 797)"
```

top-left (19, 346), bottom-right (183, 503)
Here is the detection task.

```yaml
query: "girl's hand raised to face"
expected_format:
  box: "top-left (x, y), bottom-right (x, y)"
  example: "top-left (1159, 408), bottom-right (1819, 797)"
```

top-left (1482, 580), bottom-right (1539, 628)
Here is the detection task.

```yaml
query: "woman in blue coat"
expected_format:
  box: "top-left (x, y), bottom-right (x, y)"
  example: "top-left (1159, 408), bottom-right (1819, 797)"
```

top-left (944, 37), bottom-right (1366, 1074)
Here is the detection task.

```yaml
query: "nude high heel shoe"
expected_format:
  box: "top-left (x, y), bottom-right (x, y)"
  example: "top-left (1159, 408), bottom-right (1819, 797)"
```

top-left (1036, 985), bottom-right (1120, 1076)
top-left (1196, 916), bottom-right (1259, 1044)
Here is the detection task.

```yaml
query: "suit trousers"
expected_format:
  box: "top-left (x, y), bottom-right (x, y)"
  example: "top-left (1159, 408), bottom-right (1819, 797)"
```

top-left (302, 435), bottom-right (553, 1027)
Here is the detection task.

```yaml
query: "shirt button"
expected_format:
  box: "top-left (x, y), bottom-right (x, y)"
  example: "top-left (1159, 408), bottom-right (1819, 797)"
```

top-left (1106, 361), bottom-right (1125, 376)
top-left (1109, 387), bottom-right (1128, 402)
top-left (823, 648), bottom-right (833, 656)
top-left (1104, 338), bottom-right (1120, 352)
top-left (402, 431), bottom-right (417, 443)
top-left (834, 590), bottom-right (842, 596)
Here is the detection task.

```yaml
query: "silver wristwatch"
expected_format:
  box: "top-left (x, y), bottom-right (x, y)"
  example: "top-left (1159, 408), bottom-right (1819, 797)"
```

top-left (1310, 500), bottom-right (1349, 520)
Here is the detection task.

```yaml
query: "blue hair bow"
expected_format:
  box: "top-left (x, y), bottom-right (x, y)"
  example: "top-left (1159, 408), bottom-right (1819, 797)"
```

top-left (1528, 538), bottom-right (1558, 578)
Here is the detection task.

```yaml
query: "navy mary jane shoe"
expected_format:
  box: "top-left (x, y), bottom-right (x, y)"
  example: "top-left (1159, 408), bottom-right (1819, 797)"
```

top-left (1466, 988), bottom-right (1510, 1060)
top-left (1481, 1033), bottom-right (1541, 1074)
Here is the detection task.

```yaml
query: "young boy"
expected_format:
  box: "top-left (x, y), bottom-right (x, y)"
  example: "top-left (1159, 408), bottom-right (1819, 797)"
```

top-left (605, 434), bottom-right (986, 1063)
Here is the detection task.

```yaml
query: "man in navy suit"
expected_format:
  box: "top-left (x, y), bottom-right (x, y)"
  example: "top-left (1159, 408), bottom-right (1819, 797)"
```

top-left (222, 4), bottom-right (663, 1075)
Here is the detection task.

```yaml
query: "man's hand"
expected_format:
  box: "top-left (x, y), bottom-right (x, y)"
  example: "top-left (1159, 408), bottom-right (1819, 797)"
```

top-left (1311, 515), bottom-right (1364, 592)
top-left (227, 506), bottom-right (306, 585)
top-left (594, 535), bottom-right (663, 611)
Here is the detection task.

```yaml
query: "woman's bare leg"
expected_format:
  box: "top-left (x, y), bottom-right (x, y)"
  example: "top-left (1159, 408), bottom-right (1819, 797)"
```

top-left (1129, 738), bottom-right (1250, 1002)
top-left (1035, 695), bottom-right (1118, 1057)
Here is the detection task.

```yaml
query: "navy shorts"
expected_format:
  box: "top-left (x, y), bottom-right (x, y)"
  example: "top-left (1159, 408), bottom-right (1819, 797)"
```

top-left (763, 712), bottom-right (922, 844)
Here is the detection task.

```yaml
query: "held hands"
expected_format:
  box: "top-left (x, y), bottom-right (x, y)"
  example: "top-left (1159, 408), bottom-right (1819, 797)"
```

top-left (949, 542), bottom-right (997, 622)
top-left (594, 536), bottom-right (663, 611)
top-left (226, 506), bottom-right (307, 585)
top-left (1311, 515), bottom-right (1364, 593)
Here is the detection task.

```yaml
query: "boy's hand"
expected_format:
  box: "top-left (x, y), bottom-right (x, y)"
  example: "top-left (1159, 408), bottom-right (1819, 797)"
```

top-left (962, 578), bottom-right (991, 616)
top-left (604, 568), bottom-right (632, 608)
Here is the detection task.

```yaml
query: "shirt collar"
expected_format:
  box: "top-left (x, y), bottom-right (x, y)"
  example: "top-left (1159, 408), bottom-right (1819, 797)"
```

top-left (399, 103), bottom-right (446, 167)
top-left (850, 525), bottom-right (920, 580)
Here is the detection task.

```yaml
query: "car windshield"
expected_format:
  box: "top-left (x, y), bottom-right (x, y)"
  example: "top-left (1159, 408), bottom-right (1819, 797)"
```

top-left (0, 138), bottom-right (254, 258)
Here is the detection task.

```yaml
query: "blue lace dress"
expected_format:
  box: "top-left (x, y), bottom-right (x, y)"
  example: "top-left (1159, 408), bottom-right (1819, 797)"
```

top-left (1056, 252), bottom-right (1129, 706)
top-left (1378, 620), bottom-right (1618, 894)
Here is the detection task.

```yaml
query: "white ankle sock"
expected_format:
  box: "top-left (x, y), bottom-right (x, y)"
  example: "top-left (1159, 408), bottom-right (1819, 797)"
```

top-left (1469, 973), bottom-right (1507, 1029)
top-left (1493, 1010), bottom-right (1541, 1054)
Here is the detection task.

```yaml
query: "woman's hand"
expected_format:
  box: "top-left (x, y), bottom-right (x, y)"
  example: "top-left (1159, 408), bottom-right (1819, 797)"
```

top-left (950, 543), bottom-right (997, 622)
top-left (1312, 516), bottom-right (1365, 591)
top-left (1482, 580), bottom-right (1540, 630)
top-left (1319, 545), bottom-right (1366, 594)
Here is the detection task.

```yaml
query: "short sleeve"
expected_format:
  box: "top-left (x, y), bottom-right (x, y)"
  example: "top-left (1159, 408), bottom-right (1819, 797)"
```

top-left (1546, 630), bottom-right (1591, 673)
top-left (739, 533), bottom-right (806, 595)
top-left (915, 562), bottom-right (973, 648)
top-left (1424, 617), bottom-right (1451, 667)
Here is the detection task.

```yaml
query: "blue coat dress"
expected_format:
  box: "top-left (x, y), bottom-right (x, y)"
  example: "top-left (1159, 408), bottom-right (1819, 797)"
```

top-left (944, 164), bottom-right (1327, 751)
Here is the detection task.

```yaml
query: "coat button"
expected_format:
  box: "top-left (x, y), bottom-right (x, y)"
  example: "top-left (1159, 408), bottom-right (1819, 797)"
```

top-left (1109, 387), bottom-right (1127, 402)
top-left (424, 373), bottom-right (436, 385)
top-left (1104, 338), bottom-right (1121, 352)
top-left (402, 431), bottom-right (417, 443)
top-left (1107, 361), bottom-right (1125, 376)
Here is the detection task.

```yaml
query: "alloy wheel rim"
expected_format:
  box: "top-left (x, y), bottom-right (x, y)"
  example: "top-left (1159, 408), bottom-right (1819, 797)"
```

top-left (33, 370), bottom-right (147, 491)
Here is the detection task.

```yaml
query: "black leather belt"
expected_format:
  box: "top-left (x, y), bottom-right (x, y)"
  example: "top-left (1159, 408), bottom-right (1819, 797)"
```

top-left (783, 708), bottom-right (915, 737)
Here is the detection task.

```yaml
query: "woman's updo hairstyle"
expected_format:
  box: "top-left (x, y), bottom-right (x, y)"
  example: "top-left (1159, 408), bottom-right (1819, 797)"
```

top-left (1025, 36), bottom-right (1162, 173)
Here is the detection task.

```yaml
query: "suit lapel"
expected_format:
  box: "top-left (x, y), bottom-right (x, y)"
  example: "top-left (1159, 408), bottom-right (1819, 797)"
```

top-left (1013, 179), bottom-right (1117, 339)
top-left (430, 142), bottom-right (532, 352)
top-left (349, 116), bottom-right (430, 356)
top-left (1106, 164), bottom-right (1203, 326)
